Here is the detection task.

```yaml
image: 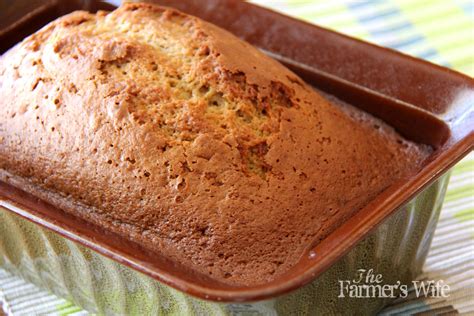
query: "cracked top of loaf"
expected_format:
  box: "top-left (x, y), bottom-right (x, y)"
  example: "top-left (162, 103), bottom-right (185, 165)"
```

top-left (0, 3), bottom-right (430, 285)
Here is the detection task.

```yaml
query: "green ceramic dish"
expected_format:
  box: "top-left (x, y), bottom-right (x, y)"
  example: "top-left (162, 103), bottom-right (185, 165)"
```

top-left (0, 174), bottom-right (450, 315)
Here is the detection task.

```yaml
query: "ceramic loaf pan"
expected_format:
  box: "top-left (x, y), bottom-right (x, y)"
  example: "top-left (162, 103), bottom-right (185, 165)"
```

top-left (0, 0), bottom-right (473, 315)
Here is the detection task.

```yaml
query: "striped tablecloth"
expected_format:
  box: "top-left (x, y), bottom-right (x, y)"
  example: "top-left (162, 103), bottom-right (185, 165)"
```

top-left (1, 0), bottom-right (473, 315)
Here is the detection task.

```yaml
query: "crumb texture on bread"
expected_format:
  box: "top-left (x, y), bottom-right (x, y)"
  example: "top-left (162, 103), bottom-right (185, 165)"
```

top-left (0, 3), bottom-right (430, 285)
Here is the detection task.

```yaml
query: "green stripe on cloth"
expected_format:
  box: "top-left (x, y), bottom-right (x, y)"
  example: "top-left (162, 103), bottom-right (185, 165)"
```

top-left (396, 0), bottom-right (474, 72)
top-left (454, 207), bottom-right (474, 222)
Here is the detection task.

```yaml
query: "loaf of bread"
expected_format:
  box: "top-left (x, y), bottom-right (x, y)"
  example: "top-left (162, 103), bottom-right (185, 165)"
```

top-left (0, 3), bottom-right (430, 285)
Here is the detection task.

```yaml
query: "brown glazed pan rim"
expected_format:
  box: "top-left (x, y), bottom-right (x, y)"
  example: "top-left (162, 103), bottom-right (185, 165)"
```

top-left (1, 0), bottom-right (473, 302)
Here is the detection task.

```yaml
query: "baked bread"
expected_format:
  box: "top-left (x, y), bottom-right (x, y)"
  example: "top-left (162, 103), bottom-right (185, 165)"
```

top-left (0, 3), bottom-right (430, 285)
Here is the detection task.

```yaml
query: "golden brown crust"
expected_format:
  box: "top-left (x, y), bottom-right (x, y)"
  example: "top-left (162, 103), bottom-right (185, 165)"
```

top-left (0, 3), bottom-right (430, 285)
